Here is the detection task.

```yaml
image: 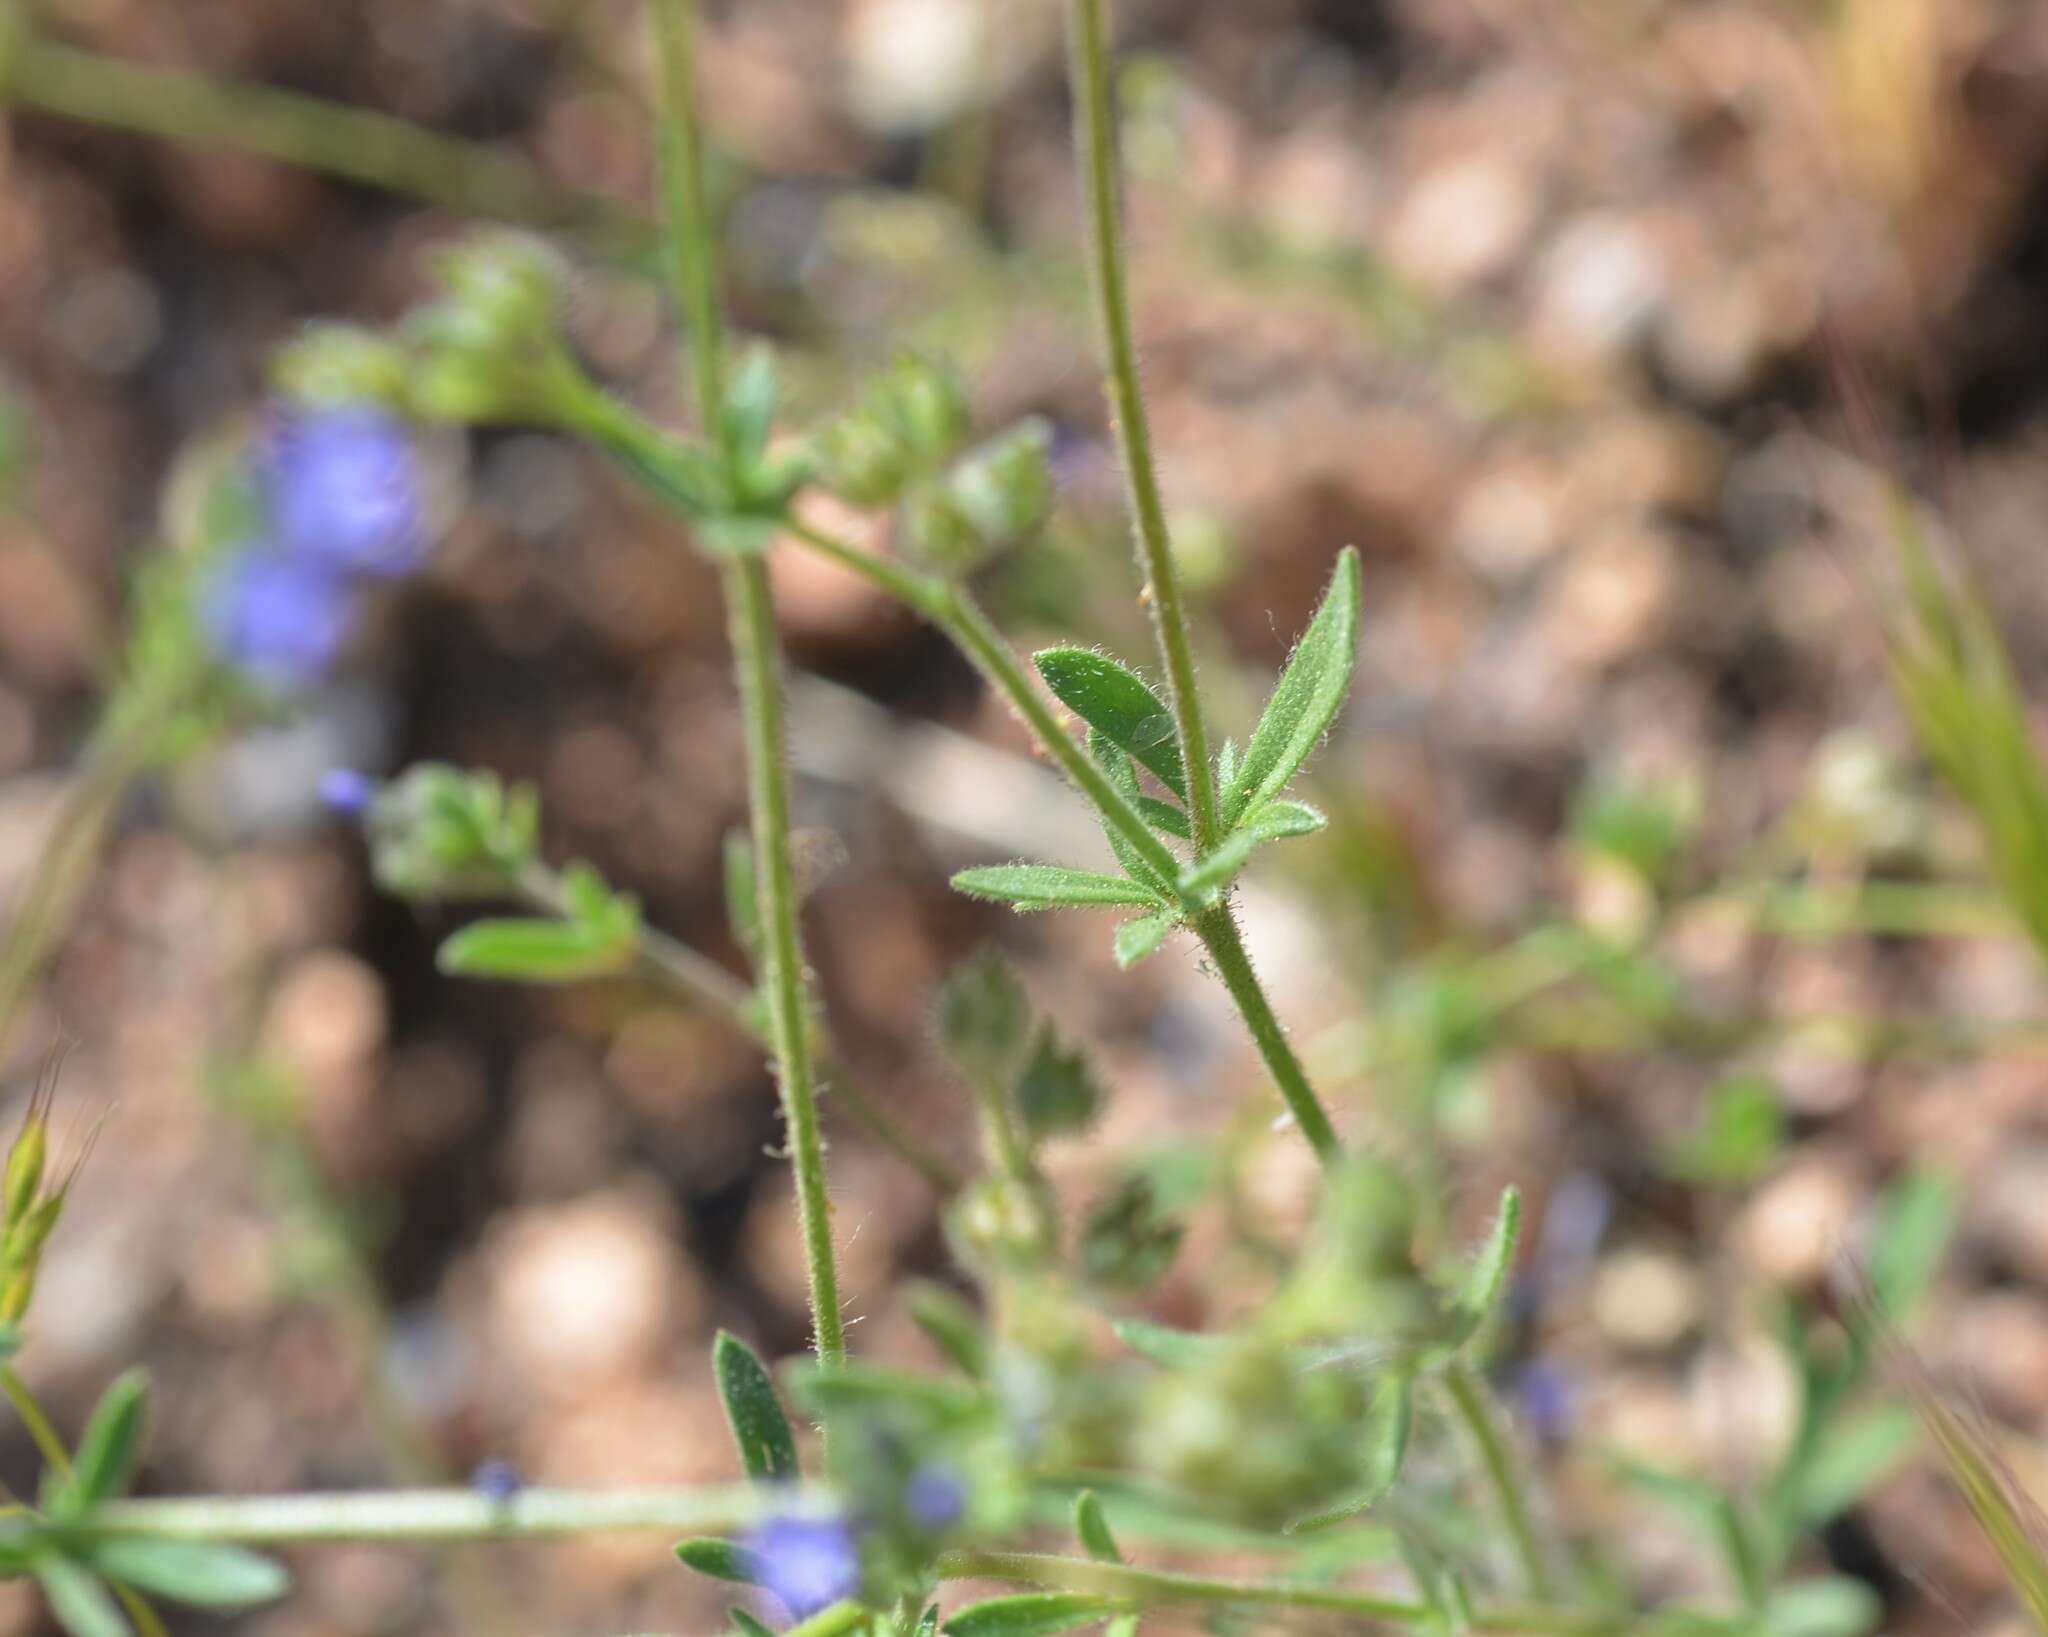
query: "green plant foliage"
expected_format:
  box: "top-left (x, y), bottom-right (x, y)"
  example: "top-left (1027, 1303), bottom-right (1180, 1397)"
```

top-left (950, 866), bottom-right (1168, 913)
top-left (66, 1371), bottom-right (149, 1512)
top-left (944, 1593), bottom-right (1121, 1637)
top-left (79, 1540), bottom-right (289, 1609)
top-left (1035, 649), bottom-right (1188, 799)
top-left (714, 1330), bottom-right (801, 1483)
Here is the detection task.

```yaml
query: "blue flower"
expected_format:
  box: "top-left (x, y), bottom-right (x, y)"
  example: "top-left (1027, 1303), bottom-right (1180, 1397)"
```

top-left (202, 549), bottom-right (356, 686)
top-left (905, 1462), bottom-right (966, 1532)
top-left (319, 769), bottom-right (377, 815)
top-left (470, 1459), bottom-right (524, 1503)
top-left (265, 406), bottom-right (424, 578)
top-left (744, 1514), bottom-right (860, 1619)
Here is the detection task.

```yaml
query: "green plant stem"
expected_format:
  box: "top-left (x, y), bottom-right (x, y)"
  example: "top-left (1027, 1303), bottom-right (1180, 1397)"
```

top-left (0, 35), bottom-right (647, 256)
top-left (1444, 1359), bottom-right (1555, 1601)
top-left (1064, 0), bottom-right (1218, 852)
top-left (1193, 907), bottom-right (1339, 1161)
top-left (725, 557), bottom-right (846, 1367)
top-left (80, 1484), bottom-right (780, 1544)
top-left (649, 0), bottom-right (844, 1369)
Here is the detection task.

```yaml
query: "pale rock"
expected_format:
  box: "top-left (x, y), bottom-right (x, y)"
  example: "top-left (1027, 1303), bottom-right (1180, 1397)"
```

top-left (1531, 214), bottom-right (1666, 357)
top-left (1734, 1155), bottom-right (1862, 1286)
top-left (1387, 155), bottom-right (1542, 294)
top-left (843, 0), bottom-right (986, 134)
top-left (1592, 1247), bottom-right (1702, 1352)
top-left (1946, 1293), bottom-right (2048, 1422)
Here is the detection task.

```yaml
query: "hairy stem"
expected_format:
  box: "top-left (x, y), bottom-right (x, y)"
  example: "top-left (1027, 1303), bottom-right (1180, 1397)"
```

top-left (649, 0), bottom-right (844, 1366)
top-left (1445, 1359), bottom-right (1555, 1600)
top-left (1064, 0), bottom-right (1217, 850)
top-left (0, 36), bottom-right (645, 256)
top-left (1194, 907), bottom-right (1339, 1161)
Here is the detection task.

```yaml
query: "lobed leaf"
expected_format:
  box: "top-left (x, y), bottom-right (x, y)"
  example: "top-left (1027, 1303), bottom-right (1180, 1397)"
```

top-left (1223, 548), bottom-right (1360, 827)
top-left (713, 1331), bottom-right (800, 1483)
top-left (951, 865), bottom-right (1165, 913)
top-left (1035, 649), bottom-right (1186, 798)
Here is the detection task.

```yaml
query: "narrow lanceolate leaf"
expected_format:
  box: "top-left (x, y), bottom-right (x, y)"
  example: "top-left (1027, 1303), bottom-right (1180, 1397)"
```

top-left (71, 1369), bottom-right (150, 1508)
top-left (1136, 796), bottom-right (1190, 839)
top-left (82, 1539), bottom-right (289, 1609)
top-left (1289, 1371), bottom-right (1415, 1532)
top-left (1177, 801), bottom-right (1327, 904)
top-left (1451, 1186), bottom-right (1522, 1336)
top-left (1074, 1490), bottom-right (1126, 1564)
top-left (1089, 733), bottom-right (1180, 900)
top-left (33, 1556), bottom-right (131, 1637)
top-left (944, 1592), bottom-right (1120, 1637)
top-left (951, 865), bottom-right (1165, 912)
top-left (436, 917), bottom-right (634, 983)
top-left (1224, 547), bottom-right (1361, 827)
top-left (1035, 648), bottom-right (1186, 798)
top-left (676, 1538), bottom-right (766, 1585)
top-left (713, 1331), bottom-right (800, 1482)
top-left (1113, 909), bottom-right (1180, 969)
top-left (1111, 1316), bottom-right (1226, 1369)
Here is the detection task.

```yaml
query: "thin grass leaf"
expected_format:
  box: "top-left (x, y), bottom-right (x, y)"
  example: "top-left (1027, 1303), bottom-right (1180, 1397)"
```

top-left (951, 865), bottom-right (1166, 912)
top-left (1035, 649), bottom-right (1186, 798)
top-left (1223, 548), bottom-right (1360, 826)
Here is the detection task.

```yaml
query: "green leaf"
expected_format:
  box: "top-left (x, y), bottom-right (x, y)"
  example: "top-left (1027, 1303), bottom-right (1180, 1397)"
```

top-left (713, 1331), bottom-right (800, 1483)
top-left (1224, 548), bottom-right (1360, 827)
top-left (720, 344), bottom-right (780, 473)
top-left (951, 865), bottom-right (1165, 912)
top-left (1177, 801), bottom-right (1326, 904)
top-left (1113, 909), bottom-right (1180, 969)
top-left (82, 1539), bottom-right (289, 1609)
top-left (1451, 1186), bottom-right (1522, 1335)
top-left (437, 917), bottom-right (635, 983)
top-left (905, 1281), bottom-right (989, 1378)
top-left (1015, 1022), bottom-right (1104, 1141)
top-left (1088, 733), bottom-right (1180, 901)
top-left (1215, 737), bottom-right (1238, 793)
top-left (1136, 796), bottom-right (1190, 839)
top-left (936, 951), bottom-right (1033, 1081)
top-left (1287, 1370), bottom-right (1414, 1532)
top-left (71, 1369), bottom-right (149, 1508)
top-left (1868, 1166), bottom-right (1959, 1319)
top-left (722, 827), bottom-right (762, 961)
top-left (1079, 1175), bottom-right (1183, 1292)
top-left (676, 1537), bottom-right (765, 1584)
top-left (1111, 1317), bottom-right (1226, 1369)
top-left (1763, 1578), bottom-right (1881, 1637)
top-left (945, 1592), bottom-right (1119, 1637)
top-left (1035, 649), bottom-right (1186, 798)
top-left (731, 1609), bottom-right (778, 1637)
top-left (1074, 1490), bottom-right (1125, 1564)
top-left (34, 1556), bottom-right (130, 1637)
top-left (1790, 1404), bottom-right (1918, 1525)
top-left (916, 1608), bottom-right (941, 1637)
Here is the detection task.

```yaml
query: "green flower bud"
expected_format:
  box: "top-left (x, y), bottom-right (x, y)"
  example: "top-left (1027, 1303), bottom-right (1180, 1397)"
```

top-left (270, 323), bottom-right (413, 410)
top-left (948, 1175), bottom-right (1058, 1271)
top-left (901, 483), bottom-right (986, 576)
top-left (404, 232), bottom-right (585, 427)
top-left (889, 355), bottom-right (972, 464)
top-left (948, 418), bottom-right (1054, 549)
top-left (366, 763), bottom-right (540, 903)
top-left (811, 408), bottom-right (911, 507)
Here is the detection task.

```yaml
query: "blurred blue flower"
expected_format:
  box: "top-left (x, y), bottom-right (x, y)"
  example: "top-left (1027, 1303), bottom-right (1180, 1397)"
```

top-left (744, 1514), bottom-right (860, 1619)
top-left (906, 1462), bottom-right (966, 1532)
top-left (319, 769), bottom-right (377, 815)
top-left (202, 549), bottom-right (355, 686)
top-left (1515, 1359), bottom-right (1576, 1444)
top-left (265, 406), bottom-right (424, 578)
top-left (470, 1459), bottom-right (523, 1503)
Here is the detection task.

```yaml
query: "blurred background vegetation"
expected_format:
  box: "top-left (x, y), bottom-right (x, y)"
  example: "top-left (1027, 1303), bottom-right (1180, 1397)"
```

top-left (5, 0), bottom-right (2048, 1632)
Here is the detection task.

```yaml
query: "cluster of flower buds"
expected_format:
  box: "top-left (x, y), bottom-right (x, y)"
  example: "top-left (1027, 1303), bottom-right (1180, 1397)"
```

top-left (198, 403), bottom-right (429, 689)
top-left (349, 762), bottom-right (541, 903)
top-left (811, 355), bottom-right (1054, 575)
top-left (0, 1063), bottom-right (89, 1332)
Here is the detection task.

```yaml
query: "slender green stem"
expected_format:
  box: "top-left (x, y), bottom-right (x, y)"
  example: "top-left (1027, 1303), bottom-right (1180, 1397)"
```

top-left (935, 1549), bottom-right (1720, 1635)
top-left (1444, 1360), bottom-right (1555, 1601)
top-left (725, 558), bottom-right (845, 1365)
top-left (649, 0), bottom-right (845, 1368)
top-left (1, 1368), bottom-right (72, 1479)
top-left (1194, 907), bottom-right (1339, 1161)
top-left (81, 1484), bottom-right (780, 1544)
top-left (0, 36), bottom-right (647, 256)
top-left (649, 0), bottom-right (725, 428)
top-left (1065, 0), bottom-right (1216, 850)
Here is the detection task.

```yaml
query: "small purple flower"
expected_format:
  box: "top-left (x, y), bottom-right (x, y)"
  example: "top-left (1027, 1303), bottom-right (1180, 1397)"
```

top-left (1515, 1359), bottom-right (1576, 1443)
top-left (471, 1459), bottom-right (523, 1503)
top-left (744, 1514), bottom-right (860, 1619)
top-left (319, 769), bottom-right (377, 816)
top-left (202, 548), bottom-right (355, 686)
top-left (265, 406), bottom-right (424, 578)
top-left (906, 1463), bottom-right (966, 1532)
